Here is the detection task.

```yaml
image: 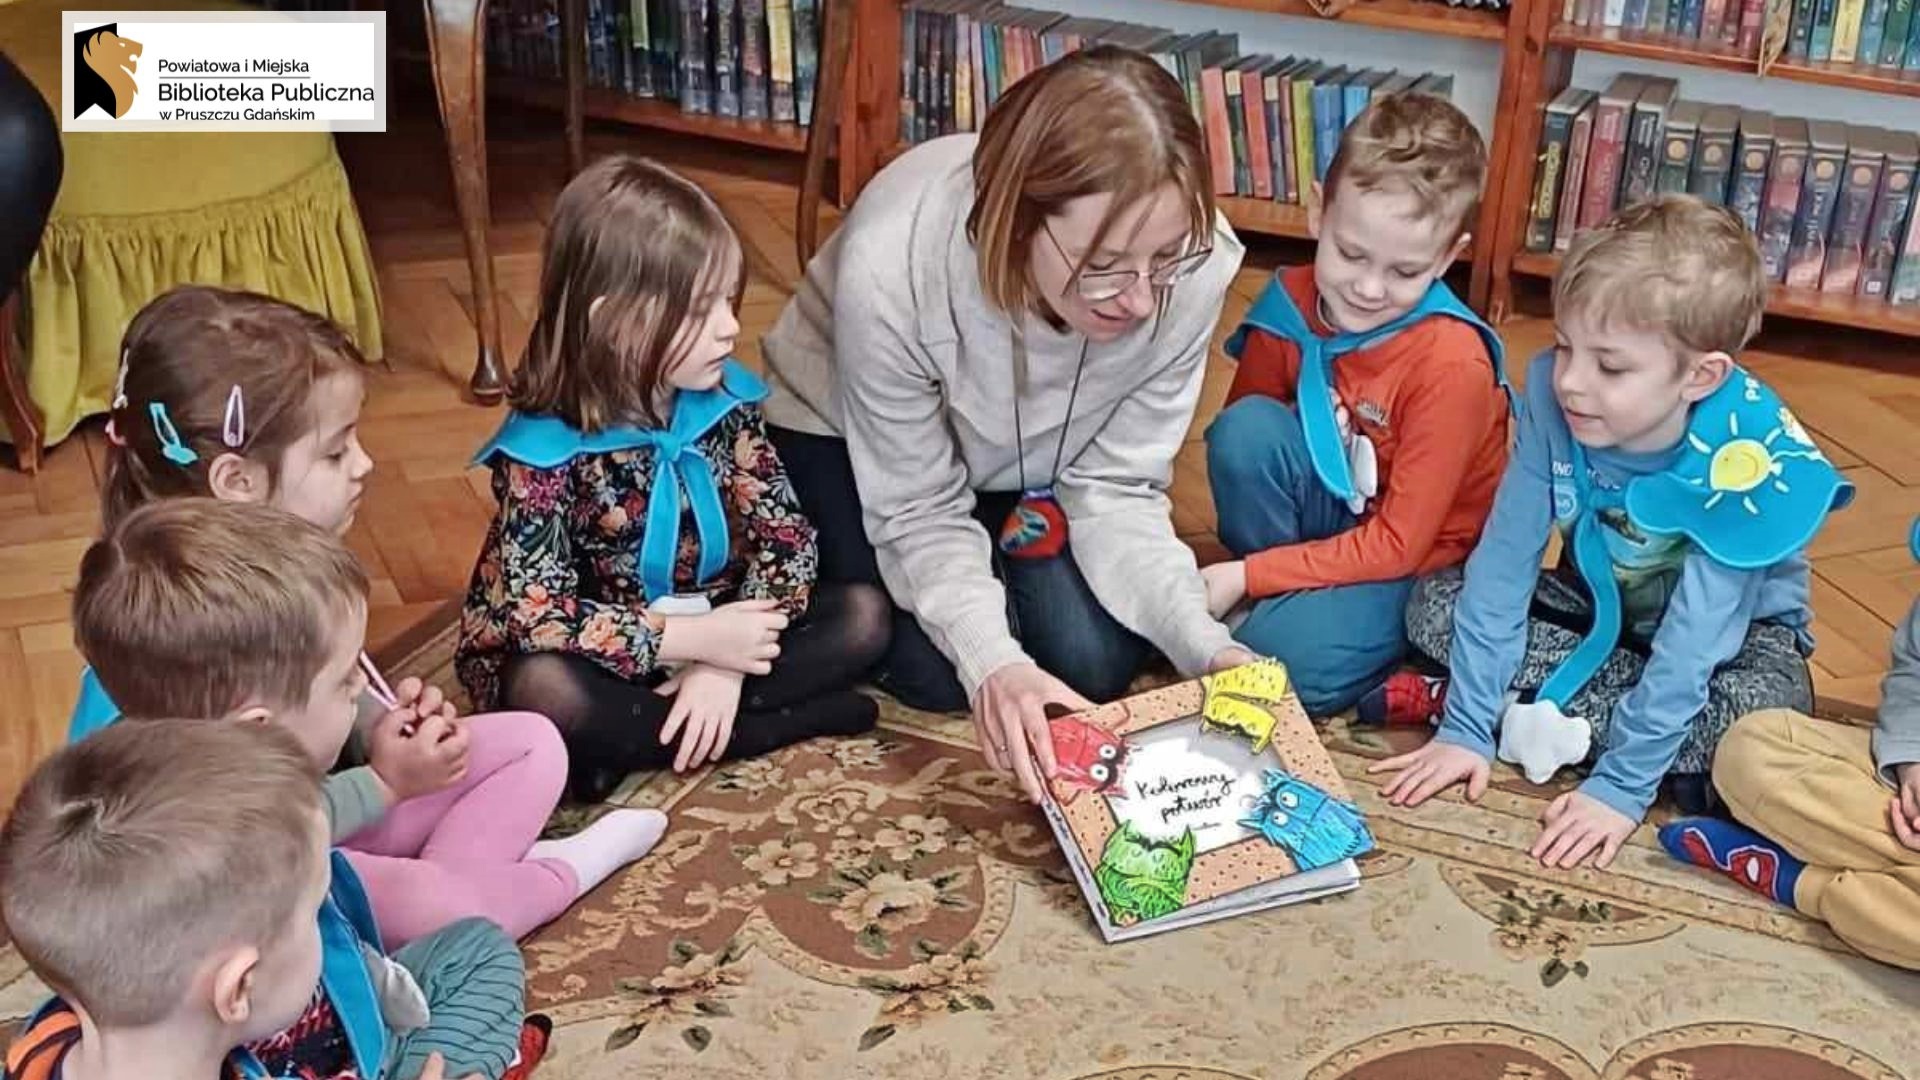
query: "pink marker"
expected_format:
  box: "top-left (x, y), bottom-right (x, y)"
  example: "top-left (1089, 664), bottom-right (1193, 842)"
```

top-left (359, 651), bottom-right (399, 710)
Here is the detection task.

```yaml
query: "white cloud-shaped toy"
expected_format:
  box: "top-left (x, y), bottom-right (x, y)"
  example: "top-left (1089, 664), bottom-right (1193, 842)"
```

top-left (1496, 699), bottom-right (1592, 784)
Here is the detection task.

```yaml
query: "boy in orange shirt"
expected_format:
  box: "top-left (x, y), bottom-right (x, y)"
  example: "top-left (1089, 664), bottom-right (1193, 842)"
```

top-left (1204, 92), bottom-right (1509, 716)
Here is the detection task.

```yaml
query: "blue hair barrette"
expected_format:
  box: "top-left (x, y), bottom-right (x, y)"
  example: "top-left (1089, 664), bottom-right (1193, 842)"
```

top-left (149, 402), bottom-right (198, 466)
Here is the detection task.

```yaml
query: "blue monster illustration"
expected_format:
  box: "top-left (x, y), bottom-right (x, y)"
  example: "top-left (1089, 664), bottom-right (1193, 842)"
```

top-left (1239, 768), bottom-right (1374, 870)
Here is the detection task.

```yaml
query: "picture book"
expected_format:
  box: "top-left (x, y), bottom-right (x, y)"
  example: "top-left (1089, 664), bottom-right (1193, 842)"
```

top-left (1039, 660), bottom-right (1372, 944)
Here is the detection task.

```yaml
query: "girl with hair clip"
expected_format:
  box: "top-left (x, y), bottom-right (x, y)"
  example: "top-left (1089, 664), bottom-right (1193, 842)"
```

top-left (761, 45), bottom-right (1254, 802)
top-left (456, 155), bottom-right (891, 803)
top-left (72, 285), bottom-right (667, 950)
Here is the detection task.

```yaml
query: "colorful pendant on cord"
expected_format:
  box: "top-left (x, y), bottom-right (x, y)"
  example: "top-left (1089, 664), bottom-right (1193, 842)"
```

top-left (999, 486), bottom-right (1069, 559)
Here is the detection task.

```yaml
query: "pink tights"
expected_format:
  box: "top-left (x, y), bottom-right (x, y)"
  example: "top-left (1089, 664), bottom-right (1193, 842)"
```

top-left (340, 710), bottom-right (578, 949)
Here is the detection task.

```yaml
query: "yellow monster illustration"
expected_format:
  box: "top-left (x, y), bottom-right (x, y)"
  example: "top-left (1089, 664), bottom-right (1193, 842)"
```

top-left (1198, 659), bottom-right (1292, 753)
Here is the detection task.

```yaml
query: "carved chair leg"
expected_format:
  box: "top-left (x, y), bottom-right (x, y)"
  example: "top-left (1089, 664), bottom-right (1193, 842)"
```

top-left (0, 293), bottom-right (44, 475)
top-left (563, 0), bottom-right (586, 176)
top-left (423, 0), bottom-right (507, 404)
top-left (795, 0), bottom-right (855, 269)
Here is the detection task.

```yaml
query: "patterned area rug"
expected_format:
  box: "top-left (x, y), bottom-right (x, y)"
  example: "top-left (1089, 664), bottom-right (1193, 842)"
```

top-left (4, 613), bottom-right (1915, 1079)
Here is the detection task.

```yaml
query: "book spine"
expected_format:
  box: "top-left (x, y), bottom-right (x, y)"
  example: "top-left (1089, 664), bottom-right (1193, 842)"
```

top-left (1883, 0), bottom-right (1916, 63)
top-left (940, 10), bottom-right (956, 137)
top-left (1862, 0), bottom-right (1892, 59)
top-left (1201, 65), bottom-right (1234, 196)
top-left (1264, 78), bottom-right (1287, 203)
top-left (1691, 129), bottom-right (1735, 205)
top-left (1788, 0), bottom-right (1818, 56)
top-left (714, 0), bottom-right (737, 117)
top-left (1906, 5), bottom-right (1920, 69)
top-left (679, 0), bottom-right (710, 113)
top-left (970, 18), bottom-right (987, 131)
top-left (1528, 107), bottom-right (1575, 252)
top-left (1247, 74), bottom-right (1274, 201)
top-left (1821, 155), bottom-right (1882, 292)
top-left (1704, 0), bottom-right (1732, 39)
top-left (1811, 0), bottom-right (1840, 59)
top-left (1891, 193), bottom-right (1920, 303)
top-left (1786, 150), bottom-right (1845, 289)
top-left (1832, 0), bottom-right (1866, 60)
top-left (1604, 0), bottom-right (1628, 24)
top-left (1557, 107), bottom-right (1596, 252)
top-left (1760, 141), bottom-right (1807, 280)
top-left (793, 0), bottom-right (818, 124)
top-left (1679, 0), bottom-right (1707, 37)
top-left (1737, 0), bottom-right (1767, 51)
top-left (1312, 80), bottom-right (1343, 183)
top-left (1225, 69), bottom-right (1250, 196)
top-left (629, 0), bottom-right (651, 95)
top-left (1730, 137), bottom-right (1773, 234)
top-left (1657, 125), bottom-right (1696, 195)
top-left (1622, 105), bottom-right (1665, 206)
top-left (767, 0), bottom-right (794, 121)
top-left (1278, 71), bottom-right (1300, 204)
top-left (1647, 0), bottom-right (1672, 29)
top-left (1342, 82), bottom-right (1369, 130)
top-left (896, 5), bottom-right (914, 142)
top-left (1861, 159), bottom-right (1916, 296)
top-left (953, 12), bottom-right (972, 133)
top-left (1580, 98), bottom-right (1630, 229)
top-left (1291, 75), bottom-right (1317, 201)
top-left (740, 0), bottom-right (767, 119)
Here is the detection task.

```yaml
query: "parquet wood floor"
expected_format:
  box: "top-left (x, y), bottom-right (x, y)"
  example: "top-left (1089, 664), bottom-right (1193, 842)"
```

top-left (3, 92), bottom-right (1917, 804)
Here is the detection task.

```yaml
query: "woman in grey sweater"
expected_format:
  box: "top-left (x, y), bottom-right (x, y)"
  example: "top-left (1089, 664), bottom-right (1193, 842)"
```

top-left (761, 47), bottom-right (1252, 800)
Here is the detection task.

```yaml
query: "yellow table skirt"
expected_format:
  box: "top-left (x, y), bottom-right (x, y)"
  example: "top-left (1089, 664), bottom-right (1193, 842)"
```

top-left (15, 144), bottom-right (384, 446)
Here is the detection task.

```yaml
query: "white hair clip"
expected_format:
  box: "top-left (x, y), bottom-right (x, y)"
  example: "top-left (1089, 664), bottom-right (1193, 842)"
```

top-left (222, 385), bottom-right (246, 449)
top-left (110, 347), bottom-right (130, 411)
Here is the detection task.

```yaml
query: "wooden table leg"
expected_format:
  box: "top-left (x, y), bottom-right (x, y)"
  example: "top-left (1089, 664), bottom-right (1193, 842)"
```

top-left (562, 0), bottom-right (586, 176)
top-left (422, 0), bottom-right (507, 404)
top-left (0, 293), bottom-right (44, 475)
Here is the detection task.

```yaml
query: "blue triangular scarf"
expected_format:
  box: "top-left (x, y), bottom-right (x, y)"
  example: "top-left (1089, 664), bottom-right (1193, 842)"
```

top-left (1225, 278), bottom-right (1510, 503)
top-left (1537, 367), bottom-right (1853, 705)
top-left (474, 360), bottom-right (767, 602)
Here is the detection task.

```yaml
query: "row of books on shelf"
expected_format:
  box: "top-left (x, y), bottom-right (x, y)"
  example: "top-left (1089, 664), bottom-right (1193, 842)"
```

top-left (896, 2), bottom-right (1455, 204)
top-left (1565, 0), bottom-right (1920, 70)
top-left (485, 0), bottom-right (824, 124)
top-left (1528, 73), bottom-right (1920, 304)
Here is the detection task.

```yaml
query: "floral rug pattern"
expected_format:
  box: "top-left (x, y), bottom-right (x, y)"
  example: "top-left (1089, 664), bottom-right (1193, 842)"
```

top-left (2, 623), bottom-right (1914, 1080)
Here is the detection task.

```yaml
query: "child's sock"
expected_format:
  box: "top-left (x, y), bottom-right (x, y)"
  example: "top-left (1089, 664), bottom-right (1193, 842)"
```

top-left (1356, 672), bottom-right (1448, 727)
top-left (500, 1014), bottom-right (553, 1080)
top-left (1658, 817), bottom-right (1803, 907)
top-left (529, 808), bottom-right (668, 898)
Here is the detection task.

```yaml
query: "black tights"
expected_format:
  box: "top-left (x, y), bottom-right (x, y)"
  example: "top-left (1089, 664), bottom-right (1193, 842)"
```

top-left (500, 583), bottom-right (893, 802)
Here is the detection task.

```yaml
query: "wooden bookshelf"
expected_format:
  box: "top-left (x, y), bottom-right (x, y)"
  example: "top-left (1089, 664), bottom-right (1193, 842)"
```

top-left (1547, 26), bottom-right (1920, 99)
top-left (1482, 0), bottom-right (1920, 340)
top-left (1174, 0), bottom-right (1507, 42)
top-left (487, 73), bottom-right (812, 153)
top-left (1219, 196), bottom-right (1314, 240)
top-left (1511, 251), bottom-right (1920, 337)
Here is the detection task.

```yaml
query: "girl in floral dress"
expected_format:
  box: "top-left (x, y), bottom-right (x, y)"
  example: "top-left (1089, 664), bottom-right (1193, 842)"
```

top-left (457, 156), bottom-right (890, 802)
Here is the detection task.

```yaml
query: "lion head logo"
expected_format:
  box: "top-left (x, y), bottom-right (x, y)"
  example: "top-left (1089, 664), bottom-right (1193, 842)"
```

top-left (75, 24), bottom-right (142, 119)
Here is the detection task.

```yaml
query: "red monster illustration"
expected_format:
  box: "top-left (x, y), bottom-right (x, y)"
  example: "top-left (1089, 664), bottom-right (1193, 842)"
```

top-left (1047, 713), bottom-right (1130, 804)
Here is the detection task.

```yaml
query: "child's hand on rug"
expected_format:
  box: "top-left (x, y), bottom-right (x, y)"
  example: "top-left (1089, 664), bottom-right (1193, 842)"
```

top-left (370, 708), bottom-right (472, 801)
top-left (1201, 561), bottom-right (1247, 619)
top-left (416, 1051), bottom-right (481, 1080)
top-left (1532, 790), bottom-right (1634, 870)
top-left (1892, 763), bottom-right (1920, 852)
top-left (661, 599), bottom-right (789, 676)
top-left (657, 663), bottom-right (743, 772)
top-left (1368, 740), bottom-right (1490, 807)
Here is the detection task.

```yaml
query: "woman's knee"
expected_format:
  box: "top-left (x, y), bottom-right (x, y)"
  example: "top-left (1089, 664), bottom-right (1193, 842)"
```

top-left (1025, 622), bottom-right (1144, 703)
top-left (835, 582), bottom-right (894, 668)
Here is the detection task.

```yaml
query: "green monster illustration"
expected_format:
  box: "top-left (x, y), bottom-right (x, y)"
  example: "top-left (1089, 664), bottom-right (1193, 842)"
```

top-left (1092, 822), bottom-right (1197, 925)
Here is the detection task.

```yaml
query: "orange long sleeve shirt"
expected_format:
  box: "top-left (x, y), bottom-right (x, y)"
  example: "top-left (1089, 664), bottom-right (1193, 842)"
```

top-left (1224, 266), bottom-right (1510, 599)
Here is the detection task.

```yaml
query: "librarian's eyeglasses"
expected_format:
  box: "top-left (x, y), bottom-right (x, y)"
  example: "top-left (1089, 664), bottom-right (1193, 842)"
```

top-left (1042, 221), bottom-right (1212, 303)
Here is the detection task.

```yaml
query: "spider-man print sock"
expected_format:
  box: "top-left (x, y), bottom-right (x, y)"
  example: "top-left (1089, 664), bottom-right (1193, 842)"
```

top-left (1658, 817), bottom-right (1803, 907)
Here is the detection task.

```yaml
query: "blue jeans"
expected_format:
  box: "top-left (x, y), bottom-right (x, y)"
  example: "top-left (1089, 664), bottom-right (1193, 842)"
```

top-left (1205, 396), bottom-right (1413, 715)
top-left (769, 426), bottom-right (1149, 713)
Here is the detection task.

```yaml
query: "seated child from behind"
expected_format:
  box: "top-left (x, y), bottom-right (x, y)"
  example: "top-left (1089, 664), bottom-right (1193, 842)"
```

top-left (1373, 196), bottom-right (1846, 872)
top-left (1203, 91), bottom-right (1510, 717)
top-left (0, 719), bottom-right (341, 1080)
top-left (69, 500), bottom-right (550, 1079)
